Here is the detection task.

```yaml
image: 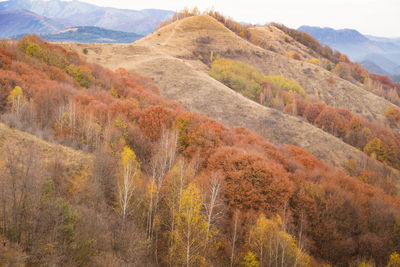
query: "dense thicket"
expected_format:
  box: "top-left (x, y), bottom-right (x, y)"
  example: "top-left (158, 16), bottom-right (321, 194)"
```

top-left (0, 36), bottom-right (400, 266)
top-left (293, 100), bottom-right (400, 172)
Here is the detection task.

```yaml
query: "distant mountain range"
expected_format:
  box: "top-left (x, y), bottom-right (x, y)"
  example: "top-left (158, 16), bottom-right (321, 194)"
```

top-left (0, 9), bottom-right (69, 38)
top-left (298, 26), bottom-right (400, 78)
top-left (0, 0), bottom-right (173, 38)
top-left (34, 26), bottom-right (143, 43)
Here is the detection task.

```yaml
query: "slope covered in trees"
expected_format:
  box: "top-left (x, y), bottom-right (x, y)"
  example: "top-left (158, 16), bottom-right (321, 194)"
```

top-left (209, 57), bottom-right (400, 179)
top-left (1, 35), bottom-right (400, 266)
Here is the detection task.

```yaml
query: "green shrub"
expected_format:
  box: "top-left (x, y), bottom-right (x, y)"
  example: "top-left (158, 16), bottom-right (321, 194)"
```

top-left (210, 57), bottom-right (306, 110)
top-left (210, 57), bottom-right (264, 100)
top-left (264, 75), bottom-right (306, 97)
top-left (66, 64), bottom-right (94, 88)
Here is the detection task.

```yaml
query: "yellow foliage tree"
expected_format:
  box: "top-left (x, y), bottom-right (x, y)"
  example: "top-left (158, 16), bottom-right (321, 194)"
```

top-left (210, 57), bottom-right (265, 100)
top-left (66, 64), bottom-right (94, 88)
top-left (7, 86), bottom-right (27, 118)
top-left (307, 57), bottom-right (320, 65)
top-left (264, 75), bottom-right (306, 97)
top-left (168, 183), bottom-right (212, 266)
top-left (364, 137), bottom-right (385, 162)
top-left (387, 252), bottom-right (400, 267)
top-left (247, 214), bottom-right (310, 267)
top-left (243, 251), bottom-right (260, 267)
top-left (117, 146), bottom-right (141, 221)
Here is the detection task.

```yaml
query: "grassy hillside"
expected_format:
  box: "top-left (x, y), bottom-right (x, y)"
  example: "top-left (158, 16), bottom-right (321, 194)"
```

top-left (64, 15), bottom-right (400, 183)
top-left (1, 20), bottom-right (400, 266)
top-left (141, 14), bottom-right (398, 122)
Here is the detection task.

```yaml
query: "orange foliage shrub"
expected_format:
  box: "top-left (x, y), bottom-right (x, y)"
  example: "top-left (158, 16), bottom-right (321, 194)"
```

top-left (283, 145), bottom-right (325, 171)
top-left (303, 102), bottom-right (326, 123)
top-left (370, 73), bottom-right (394, 88)
top-left (0, 47), bottom-right (12, 69)
top-left (386, 106), bottom-right (400, 125)
top-left (138, 106), bottom-right (175, 141)
top-left (206, 147), bottom-right (293, 212)
top-left (314, 107), bottom-right (348, 137)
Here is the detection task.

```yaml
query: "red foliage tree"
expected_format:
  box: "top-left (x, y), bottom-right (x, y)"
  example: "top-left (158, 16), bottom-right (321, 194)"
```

top-left (303, 102), bottom-right (326, 123)
top-left (314, 107), bottom-right (348, 137)
top-left (206, 147), bottom-right (293, 212)
top-left (138, 105), bottom-right (175, 141)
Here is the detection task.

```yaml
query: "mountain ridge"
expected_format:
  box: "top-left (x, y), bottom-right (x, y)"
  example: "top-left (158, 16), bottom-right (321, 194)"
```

top-left (0, 8), bottom-right (69, 38)
top-left (29, 26), bottom-right (144, 43)
top-left (0, 0), bottom-right (174, 35)
top-left (298, 25), bottom-right (400, 75)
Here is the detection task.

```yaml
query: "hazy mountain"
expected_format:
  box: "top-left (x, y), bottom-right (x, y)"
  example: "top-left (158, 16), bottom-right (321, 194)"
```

top-left (298, 26), bottom-right (369, 44)
top-left (362, 53), bottom-right (399, 73)
top-left (0, 0), bottom-right (174, 35)
top-left (0, 9), bottom-right (69, 38)
top-left (33, 26), bottom-right (143, 43)
top-left (298, 25), bottom-right (400, 75)
top-left (366, 35), bottom-right (400, 46)
top-left (359, 60), bottom-right (390, 75)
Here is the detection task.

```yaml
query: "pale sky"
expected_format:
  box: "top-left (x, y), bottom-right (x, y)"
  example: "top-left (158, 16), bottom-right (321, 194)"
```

top-left (76, 0), bottom-right (400, 38)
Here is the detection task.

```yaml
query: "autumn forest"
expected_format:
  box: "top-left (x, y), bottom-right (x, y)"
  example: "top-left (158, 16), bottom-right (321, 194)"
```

top-left (1, 8), bottom-right (400, 267)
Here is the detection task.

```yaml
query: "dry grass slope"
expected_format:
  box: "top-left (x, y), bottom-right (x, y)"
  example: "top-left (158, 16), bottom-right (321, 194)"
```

top-left (0, 123), bottom-right (93, 196)
top-left (248, 25), bottom-right (314, 60)
top-left (61, 15), bottom-right (400, 183)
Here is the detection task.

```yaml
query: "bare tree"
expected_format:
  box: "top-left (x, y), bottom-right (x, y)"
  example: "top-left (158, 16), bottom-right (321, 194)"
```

top-left (230, 210), bottom-right (239, 267)
top-left (146, 129), bottom-right (177, 238)
top-left (117, 146), bottom-right (141, 222)
top-left (0, 142), bottom-right (42, 244)
top-left (203, 171), bottom-right (224, 238)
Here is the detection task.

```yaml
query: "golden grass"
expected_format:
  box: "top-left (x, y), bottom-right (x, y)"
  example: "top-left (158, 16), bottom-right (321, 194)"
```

top-left (0, 123), bottom-right (93, 198)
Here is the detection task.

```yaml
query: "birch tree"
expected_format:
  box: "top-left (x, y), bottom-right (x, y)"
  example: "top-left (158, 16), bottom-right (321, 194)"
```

top-left (230, 210), bottom-right (240, 267)
top-left (203, 172), bottom-right (224, 238)
top-left (117, 146), bottom-right (140, 221)
top-left (169, 183), bottom-right (211, 267)
top-left (8, 86), bottom-right (27, 119)
top-left (146, 129), bottom-right (177, 237)
top-left (247, 214), bottom-right (311, 267)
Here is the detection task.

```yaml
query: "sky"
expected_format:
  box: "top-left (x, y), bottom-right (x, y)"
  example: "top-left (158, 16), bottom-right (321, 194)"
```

top-left (72, 0), bottom-right (400, 38)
